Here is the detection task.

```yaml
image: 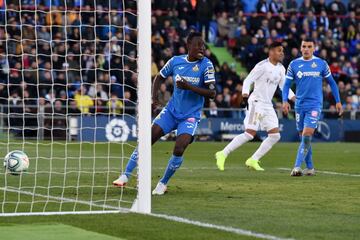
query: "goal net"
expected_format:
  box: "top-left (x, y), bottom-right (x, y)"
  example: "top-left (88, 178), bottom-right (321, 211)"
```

top-left (0, 0), bottom-right (151, 216)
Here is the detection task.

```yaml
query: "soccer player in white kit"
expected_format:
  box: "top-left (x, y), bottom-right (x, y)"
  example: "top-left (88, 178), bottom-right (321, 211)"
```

top-left (215, 42), bottom-right (295, 171)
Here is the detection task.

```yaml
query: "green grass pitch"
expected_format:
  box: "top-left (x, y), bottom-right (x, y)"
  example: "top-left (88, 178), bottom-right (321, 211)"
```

top-left (1, 141), bottom-right (359, 240)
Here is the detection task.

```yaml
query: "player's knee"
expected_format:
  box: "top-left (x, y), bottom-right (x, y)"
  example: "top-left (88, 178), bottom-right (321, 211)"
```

top-left (169, 157), bottom-right (183, 170)
top-left (244, 132), bottom-right (254, 141)
top-left (269, 133), bottom-right (281, 143)
top-left (302, 135), bottom-right (311, 145)
top-left (173, 145), bottom-right (186, 156)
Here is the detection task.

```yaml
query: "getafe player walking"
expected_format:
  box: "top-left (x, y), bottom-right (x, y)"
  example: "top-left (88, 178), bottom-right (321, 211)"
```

top-left (282, 38), bottom-right (343, 176)
top-left (113, 32), bottom-right (216, 195)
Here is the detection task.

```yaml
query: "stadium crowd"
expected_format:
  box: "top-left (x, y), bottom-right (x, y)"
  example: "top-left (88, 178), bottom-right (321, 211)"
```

top-left (0, 0), bottom-right (359, 127)
top-left (152, 0), bottom-right (360, 119)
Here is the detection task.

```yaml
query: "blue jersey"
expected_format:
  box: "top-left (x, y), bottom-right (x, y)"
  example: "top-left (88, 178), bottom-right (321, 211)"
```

top-left (159, 55), bottom-right (215, 119)
top-left (283, 56), bottom-right (340, 110)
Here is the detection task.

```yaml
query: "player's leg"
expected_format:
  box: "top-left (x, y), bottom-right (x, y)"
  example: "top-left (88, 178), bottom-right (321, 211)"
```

top-left (113, 108), bottom-right (174, 187)
top-left (153, 118), bottom-right (197, 195)
top-left (291, 110), bottom-right (306, 176)
top-left (215, 102), bottom-right (258, 170)
top-left (303, 144), bottom-right (314, 175)
top-left (246, 109), bottom-right (281, 171)
top-left (123, 124), bottom-right (164, 177)
top-left (215, 129), bottom-right (255, 171)
top-left (292, 109), bottom-right (319, 176)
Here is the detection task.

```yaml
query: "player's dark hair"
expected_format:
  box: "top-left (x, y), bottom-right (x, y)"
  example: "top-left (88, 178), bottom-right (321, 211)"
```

top-left (269, 41), bottom-right (283, 50)
top-left (302, 37), bottom-right (316, 44)
top-left (187, 31), bottom-right (202, 44)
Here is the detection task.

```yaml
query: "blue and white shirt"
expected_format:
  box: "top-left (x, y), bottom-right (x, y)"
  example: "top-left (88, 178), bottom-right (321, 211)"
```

top-left (159, 55), bottom-right (215, 119)
top-left (283, 56), bottom-right (340, 110)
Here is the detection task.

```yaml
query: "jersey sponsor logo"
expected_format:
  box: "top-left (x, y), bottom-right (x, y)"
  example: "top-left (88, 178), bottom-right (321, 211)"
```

top-left (175, 74), bottom-right (182, 81)
top-left (296, 71), bottom-right (320, 79)
top-left (182, 76), bottom-right (200, 84)
top-left (311, 62), bottom-right (317, 68)
top-left (266, 77), bottom-right (279, 85)
top-left (192, 64), bottom-right (199, 72)
top-left (296, 71), bottom-right (303, 79)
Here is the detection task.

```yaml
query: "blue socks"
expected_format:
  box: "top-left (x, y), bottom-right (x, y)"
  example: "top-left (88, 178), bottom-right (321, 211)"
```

top-left (294, 136), bottom-right (312, 168)
top-left (160, 155), bottom-right (184, 185)
top-left (304, 145), bottom-right (313, 169)
top-left (124, 149), bottom-right (185, 184)
top-left (124, 148), bottom-right (138, 178)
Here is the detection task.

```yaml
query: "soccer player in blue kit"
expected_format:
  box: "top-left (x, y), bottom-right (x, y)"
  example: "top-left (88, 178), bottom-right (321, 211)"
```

top-left (282, 38), bottom-right (343, 176)
top-left (113, 32), bottom-right (216, 194)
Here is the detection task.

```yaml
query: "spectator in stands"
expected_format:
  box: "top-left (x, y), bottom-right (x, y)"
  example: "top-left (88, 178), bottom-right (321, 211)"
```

top-left (68, 100), bottom-right (81, 116)
top-left (123, 91), bottom-right (135, 116)
top-left (352, 88), bottom-right (360, 109)
top-left (108, 93), bottom-right (123, 115)
top-left (328, 0), bottom-right (347, 16)
top-left (205, 101), bottom-right (222, 118)
top-left (74, 85), bottom-right (93, 114)
top-left (157, 83), bottom-right (171, 107)
top-left (88, 84), bottom-right (108, 102)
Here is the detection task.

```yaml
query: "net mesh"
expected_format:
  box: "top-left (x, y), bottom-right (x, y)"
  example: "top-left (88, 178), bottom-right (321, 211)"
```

top-left (0, 0), bottom-right (140, 214)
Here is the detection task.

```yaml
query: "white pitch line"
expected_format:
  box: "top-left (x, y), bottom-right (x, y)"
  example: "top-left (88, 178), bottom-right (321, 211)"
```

top-left (150, 213), bottom-right (295, 240)
top-left (277, 168), bottom-right (360, 177)
top-left (0, 187), bottom-right (295, 239)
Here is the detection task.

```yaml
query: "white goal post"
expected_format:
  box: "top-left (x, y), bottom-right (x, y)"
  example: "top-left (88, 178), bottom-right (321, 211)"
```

top-left (133, 0), bottom-right (151, 214)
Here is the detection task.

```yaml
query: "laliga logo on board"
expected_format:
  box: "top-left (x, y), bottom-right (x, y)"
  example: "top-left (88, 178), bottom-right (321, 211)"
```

top-left (106, 119), bottom-right (130, 142)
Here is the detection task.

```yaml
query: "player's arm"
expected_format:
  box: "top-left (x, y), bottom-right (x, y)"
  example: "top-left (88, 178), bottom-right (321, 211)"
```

top-left (323, 62), bottom-right (343, 116)
top-left (152, 58), bottom-right (173, 109)
top-left (279, 67), bottom-right (296, 102)
top-left (177, 61), bottom-right (216, 99)
top-left (177, 77), bottom-right (216, 99)
top-left (282, 63), bottom-right (294, 115)
top-left (152, 74), bottom-right (167, 109)
top-left (241, 64), bottom-right (262, 109)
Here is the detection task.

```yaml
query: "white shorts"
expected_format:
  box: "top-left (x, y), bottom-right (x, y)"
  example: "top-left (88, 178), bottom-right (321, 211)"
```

top-left (244, 101), bottom-right (279, 131)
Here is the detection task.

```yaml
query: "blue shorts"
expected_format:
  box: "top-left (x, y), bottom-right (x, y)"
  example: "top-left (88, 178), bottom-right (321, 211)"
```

top-left (295, 108), bottom-right (321, 131)
top-left (153, 108), bottom-right (199, 137)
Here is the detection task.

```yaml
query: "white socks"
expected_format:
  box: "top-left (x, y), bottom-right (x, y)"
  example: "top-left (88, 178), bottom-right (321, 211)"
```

top-left (223, 132), bottom-right (254, 157)
top-left (251, 133), bottom-right (281, 160)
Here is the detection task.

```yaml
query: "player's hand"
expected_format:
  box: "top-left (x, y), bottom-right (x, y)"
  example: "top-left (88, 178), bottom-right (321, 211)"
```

top-left (282, 102), bottom-right (291, 115)
top-left (151, 98), bottom-right (161, 114)
top-left (336, 102), bottom-right (343, 116)
top-left (176, 77), bottom-right (191, 90)
top-left (241, 96), bottom-right (249, 110)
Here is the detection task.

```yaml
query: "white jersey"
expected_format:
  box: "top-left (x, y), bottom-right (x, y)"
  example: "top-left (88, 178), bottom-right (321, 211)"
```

top-left (242, 58), bottom-right (295, 107)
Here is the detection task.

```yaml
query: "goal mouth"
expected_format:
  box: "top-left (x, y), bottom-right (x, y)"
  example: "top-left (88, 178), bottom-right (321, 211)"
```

top-left (0, 0), bottom-right (152, 215)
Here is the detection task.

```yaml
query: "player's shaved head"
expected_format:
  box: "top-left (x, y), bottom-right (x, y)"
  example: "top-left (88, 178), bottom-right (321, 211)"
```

top-left (187, 31), bottom-right (202, 44)
top-left (186, 31), bottom-right (205, 61)
top-left (301, 38), bottom-right (315, 60)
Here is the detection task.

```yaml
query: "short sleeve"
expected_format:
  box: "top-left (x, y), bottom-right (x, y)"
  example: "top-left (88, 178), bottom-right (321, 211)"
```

top-left (285, 62), bottom-right (294, 80)
top-left (159, 57), bottom-right (174, 78)
top-left (204, 60), bottom-right (215, 83)
top-left (322, 60), bottom-right (331, 78)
